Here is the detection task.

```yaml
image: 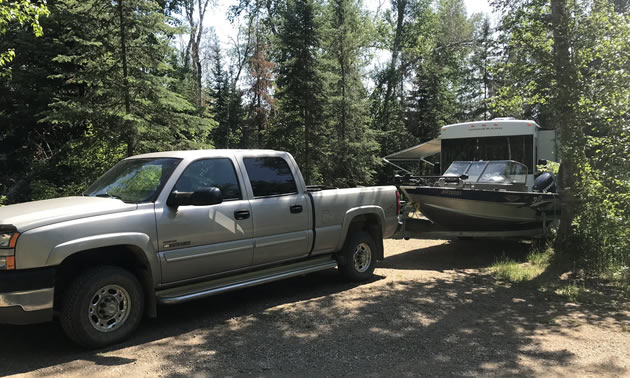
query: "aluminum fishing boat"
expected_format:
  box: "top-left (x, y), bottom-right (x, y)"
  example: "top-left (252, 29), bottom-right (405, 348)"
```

top-left (400, 160), bottom-right (559, 231)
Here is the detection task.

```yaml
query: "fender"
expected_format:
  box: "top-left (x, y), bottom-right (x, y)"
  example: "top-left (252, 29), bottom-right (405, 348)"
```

top-left (335, 206), bottom-right (386, 251)
top-left (47, 232), bottom-right (161, 286)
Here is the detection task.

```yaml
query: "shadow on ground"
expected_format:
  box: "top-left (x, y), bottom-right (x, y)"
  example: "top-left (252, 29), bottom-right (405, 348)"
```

top-left (0, 240), bottom-right (627, 376)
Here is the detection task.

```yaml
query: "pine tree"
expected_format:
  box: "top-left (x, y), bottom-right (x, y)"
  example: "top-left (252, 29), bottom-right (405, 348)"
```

top-left (322, 0), bottom-right (379, 186)
top-left (270, 0), bottom-right (326, 183)
top-left (42, 0), bottom-right (215, 157)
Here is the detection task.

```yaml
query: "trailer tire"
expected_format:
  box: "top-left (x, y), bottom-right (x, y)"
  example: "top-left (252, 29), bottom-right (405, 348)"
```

top-left (59, 266), bottom-right (144, 348)
top-left (338, 231), bottom-right (377, 282)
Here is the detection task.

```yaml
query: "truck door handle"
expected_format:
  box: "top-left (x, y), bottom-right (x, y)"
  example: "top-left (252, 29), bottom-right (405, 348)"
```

top-left (234, 210), bottom-right (250, 220)
top-left (290, 205), bottom-right (303, 214)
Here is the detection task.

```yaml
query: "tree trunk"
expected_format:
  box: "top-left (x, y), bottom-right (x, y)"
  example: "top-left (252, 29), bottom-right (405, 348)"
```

top-left (118, 0), bottom-right (133, 156)
top-left (551, 0), bottom-right (581, 253)
top-left (384, 0), bottom-right (406, 105)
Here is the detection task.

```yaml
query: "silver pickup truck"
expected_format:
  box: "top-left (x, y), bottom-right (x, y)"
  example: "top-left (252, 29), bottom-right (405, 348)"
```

top-left (0, 149), bottom-right (399, 347)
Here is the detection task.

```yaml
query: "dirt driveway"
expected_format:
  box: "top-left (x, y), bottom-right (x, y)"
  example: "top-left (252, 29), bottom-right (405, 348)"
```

top-left (1, 239), bottom-right (629, 377)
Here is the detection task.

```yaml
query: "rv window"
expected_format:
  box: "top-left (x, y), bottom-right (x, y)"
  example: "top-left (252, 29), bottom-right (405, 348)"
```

top-left (441, 135), bottom-right (533, 174)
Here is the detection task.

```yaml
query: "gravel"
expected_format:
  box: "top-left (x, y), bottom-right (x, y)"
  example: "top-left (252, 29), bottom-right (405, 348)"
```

top-left (1, 238), bottom-right (629, 377)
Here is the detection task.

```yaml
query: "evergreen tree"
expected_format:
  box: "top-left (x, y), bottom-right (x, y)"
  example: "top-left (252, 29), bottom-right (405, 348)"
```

top-left (322, 0), bottom-right (379, 186)
top-left (207, 37), bottom-right (244, 148)
top-left (42, 0), bottom-right (214, 157)
top-left (406, 0), bottom-right (475, 142)
top-left (458, 14), bottom-right (495, 120)
top-left (270, 0), bottom-right (326, 183)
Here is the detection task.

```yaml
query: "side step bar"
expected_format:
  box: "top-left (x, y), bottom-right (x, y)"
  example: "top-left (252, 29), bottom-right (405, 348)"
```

top-left (156, 257), bottom-right (338, 305)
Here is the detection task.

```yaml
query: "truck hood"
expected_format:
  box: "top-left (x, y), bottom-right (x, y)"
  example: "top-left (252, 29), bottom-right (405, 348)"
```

top-left (0, 196), bottom-right (138, 232)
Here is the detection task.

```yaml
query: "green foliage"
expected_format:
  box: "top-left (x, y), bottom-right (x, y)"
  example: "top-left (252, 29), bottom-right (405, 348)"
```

top-left (42, 0), bottom-right (215, 157)
top-left (537, 161), bottom-right (560, 174)
top-left (319, 0), bottom-right (381, 186)
top-left (107, 165), bottom-right (162, 202)
top-left (489, 0), bottom-right (556, 123)
top-left (491, 247), bottom-right (553, 283)
top-left (0, 0), bottom-right (49, 71)
top-left (491, 0), bottom-right (630, 278)
top-left (269, 0), bottom-right (327, 183)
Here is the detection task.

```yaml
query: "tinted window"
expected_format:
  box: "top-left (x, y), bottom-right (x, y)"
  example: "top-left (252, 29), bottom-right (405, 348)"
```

top-left (175, 158), bottom-right (241, 200)
top-left (243, 157), bottom-right (298, 197)
top-left (441, 135), bottom-right (534, 173)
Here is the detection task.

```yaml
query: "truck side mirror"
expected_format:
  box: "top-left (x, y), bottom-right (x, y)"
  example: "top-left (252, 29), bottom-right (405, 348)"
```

top-left (167, 187), bottom-right (223, 207)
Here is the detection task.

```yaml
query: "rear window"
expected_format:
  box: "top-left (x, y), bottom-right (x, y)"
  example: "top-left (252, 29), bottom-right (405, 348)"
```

top-left (243, 157), bottom-right (298, 197)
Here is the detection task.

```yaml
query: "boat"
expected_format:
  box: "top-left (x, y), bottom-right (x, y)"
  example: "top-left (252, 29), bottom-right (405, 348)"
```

top-left (399, 160), bottom-right (559, 231)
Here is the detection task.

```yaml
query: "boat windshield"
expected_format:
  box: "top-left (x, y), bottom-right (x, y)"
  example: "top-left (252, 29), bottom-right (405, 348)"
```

top-left (444, 160), bottom-right (528, 184)
top-left (443, 161), bottom-right (469, 176)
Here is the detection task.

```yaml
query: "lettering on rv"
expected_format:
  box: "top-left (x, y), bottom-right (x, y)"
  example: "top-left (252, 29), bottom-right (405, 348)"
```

top-left (468, 127), bottom-right (504, 132)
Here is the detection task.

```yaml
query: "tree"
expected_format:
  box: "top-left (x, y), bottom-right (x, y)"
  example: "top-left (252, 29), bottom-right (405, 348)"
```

top-left (28, 0), bottom-right (215, 198)
top-left (405, 0), bottom-right (475, 142)
top-left (491, 0), bottom-right (630, 274)
top-left (321, 0), bottom-right (380, 186)
top-left (181, 0), bottom-right (213, 113)
top-left (270, 0), bottom-right (326, 183)
top-left (0, 0), bottom-right (49, 70)
top-left (550, 0), bottom-right (582, 252)
top-left (246, 31), bottom-right (275, 148)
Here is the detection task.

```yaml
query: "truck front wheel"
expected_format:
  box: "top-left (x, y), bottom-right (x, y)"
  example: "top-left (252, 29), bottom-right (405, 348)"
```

top-left (59, 266), bottom-right (144, 348)
top-left (338, 231), bottom-right (377, 282)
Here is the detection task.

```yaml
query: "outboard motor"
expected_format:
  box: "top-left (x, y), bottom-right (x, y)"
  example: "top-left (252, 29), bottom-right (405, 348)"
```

top-left (533, 172), bottom-right (556, 193)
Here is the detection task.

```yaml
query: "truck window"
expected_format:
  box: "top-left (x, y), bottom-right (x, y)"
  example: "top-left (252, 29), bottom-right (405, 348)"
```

top-left (243, 157), bottom-right (298, 197)
top-left (174, 158), bottom-right (242, 200)
top-left (84, 158), bottom-right (181, 203)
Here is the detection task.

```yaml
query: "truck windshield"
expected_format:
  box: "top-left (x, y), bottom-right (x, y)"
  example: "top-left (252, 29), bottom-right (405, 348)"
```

top-left (84, 158), bottom-right (181, 203)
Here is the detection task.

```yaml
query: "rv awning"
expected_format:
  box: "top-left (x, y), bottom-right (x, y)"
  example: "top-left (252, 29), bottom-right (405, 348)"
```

top-left (383, 138), bottom-right (441, 161)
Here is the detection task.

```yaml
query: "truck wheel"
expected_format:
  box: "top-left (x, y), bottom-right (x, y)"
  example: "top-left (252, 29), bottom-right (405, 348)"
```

top-left (59, 266), bottom-right (144, 348)
top-left (339, 231), bottom-right (377, 282)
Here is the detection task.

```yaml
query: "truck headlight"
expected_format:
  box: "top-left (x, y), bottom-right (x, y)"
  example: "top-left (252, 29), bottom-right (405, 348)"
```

top-left (0, 256), bottom-right (15, 270)
top-left (0, 232), bottom-right (19, 249)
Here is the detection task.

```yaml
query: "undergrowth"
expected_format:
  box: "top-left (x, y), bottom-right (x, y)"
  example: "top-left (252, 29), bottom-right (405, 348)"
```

top-left (490, 240), bottom-right (629, 305)
top-left (491, 242), bottom-right (553, 283)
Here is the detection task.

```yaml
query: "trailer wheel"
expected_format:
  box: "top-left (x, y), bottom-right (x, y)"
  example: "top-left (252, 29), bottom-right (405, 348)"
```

top-left (59, 266), bottom-right (144, 348)
top-left (338, 231), bottom-right (377, 282)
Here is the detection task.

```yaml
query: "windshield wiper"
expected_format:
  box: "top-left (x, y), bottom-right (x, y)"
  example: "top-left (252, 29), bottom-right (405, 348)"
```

top-left (94, 192), bottom-right (123, 200)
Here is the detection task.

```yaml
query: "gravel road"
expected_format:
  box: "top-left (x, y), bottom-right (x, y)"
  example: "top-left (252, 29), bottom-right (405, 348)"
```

top-left (1, 238), bottom-right (629, 377)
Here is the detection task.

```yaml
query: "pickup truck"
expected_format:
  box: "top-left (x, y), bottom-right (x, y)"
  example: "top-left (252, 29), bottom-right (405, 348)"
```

top-left (0, 149), bottom-right (399, 347)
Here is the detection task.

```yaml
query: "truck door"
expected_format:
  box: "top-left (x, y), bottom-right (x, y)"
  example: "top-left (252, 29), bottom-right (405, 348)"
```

top-left (156, 157), bottom-right (254, 283)
top-left (242, 156), bottom-right (312, 265)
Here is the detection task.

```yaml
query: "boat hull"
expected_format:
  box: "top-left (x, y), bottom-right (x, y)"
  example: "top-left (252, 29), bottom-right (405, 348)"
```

top-left (401, 186), bottom-right (559, 231)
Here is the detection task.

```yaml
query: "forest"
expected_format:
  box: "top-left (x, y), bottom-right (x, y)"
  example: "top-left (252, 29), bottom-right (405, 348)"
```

top-left (0, 0), bottom-right (629, 279)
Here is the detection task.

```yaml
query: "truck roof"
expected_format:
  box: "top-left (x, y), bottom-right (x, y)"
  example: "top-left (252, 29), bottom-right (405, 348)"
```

top-left (128, 149), bottom-right (285, 160)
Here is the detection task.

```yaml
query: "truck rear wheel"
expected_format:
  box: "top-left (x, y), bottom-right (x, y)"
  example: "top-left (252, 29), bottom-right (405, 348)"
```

top-left (59, 266), bottom-right (144, 348)
top-left (338, 231), bottom-right (377, 282)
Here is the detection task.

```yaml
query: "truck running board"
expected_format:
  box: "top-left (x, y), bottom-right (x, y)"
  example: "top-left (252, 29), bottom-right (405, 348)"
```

top-left (156, 257), bottom-right (338, 305)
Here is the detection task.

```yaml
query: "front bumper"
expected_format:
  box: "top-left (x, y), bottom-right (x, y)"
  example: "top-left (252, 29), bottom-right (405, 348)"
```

top-left (0, 267), bottom-right (55, 325)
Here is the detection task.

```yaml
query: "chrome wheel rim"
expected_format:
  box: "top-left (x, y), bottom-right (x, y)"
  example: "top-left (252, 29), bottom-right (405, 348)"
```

top-left (353, 243), bottom-right (372, 273)
top-left (88, 284), bottom-right (131, 333)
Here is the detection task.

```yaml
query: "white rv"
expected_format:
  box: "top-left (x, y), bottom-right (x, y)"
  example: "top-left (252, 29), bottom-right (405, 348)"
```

top-left (384, 119), bottom-right (558, 189)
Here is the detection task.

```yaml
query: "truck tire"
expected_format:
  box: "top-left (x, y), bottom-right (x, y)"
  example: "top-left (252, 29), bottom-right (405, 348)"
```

top-left (59, 266), bottom-right (144, 348)
top-left (338, 231), bottom-right (377, 282)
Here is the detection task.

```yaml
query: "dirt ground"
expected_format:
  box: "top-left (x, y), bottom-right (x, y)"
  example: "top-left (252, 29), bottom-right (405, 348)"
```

top-left (1, 238), bottom-right (629, 377)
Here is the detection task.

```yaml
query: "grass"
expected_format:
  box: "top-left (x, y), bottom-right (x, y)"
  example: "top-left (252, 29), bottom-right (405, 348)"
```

top-left (490, 241), bottom-right (630, 305)
top-left (491, 247), bottom-right (552, 283)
